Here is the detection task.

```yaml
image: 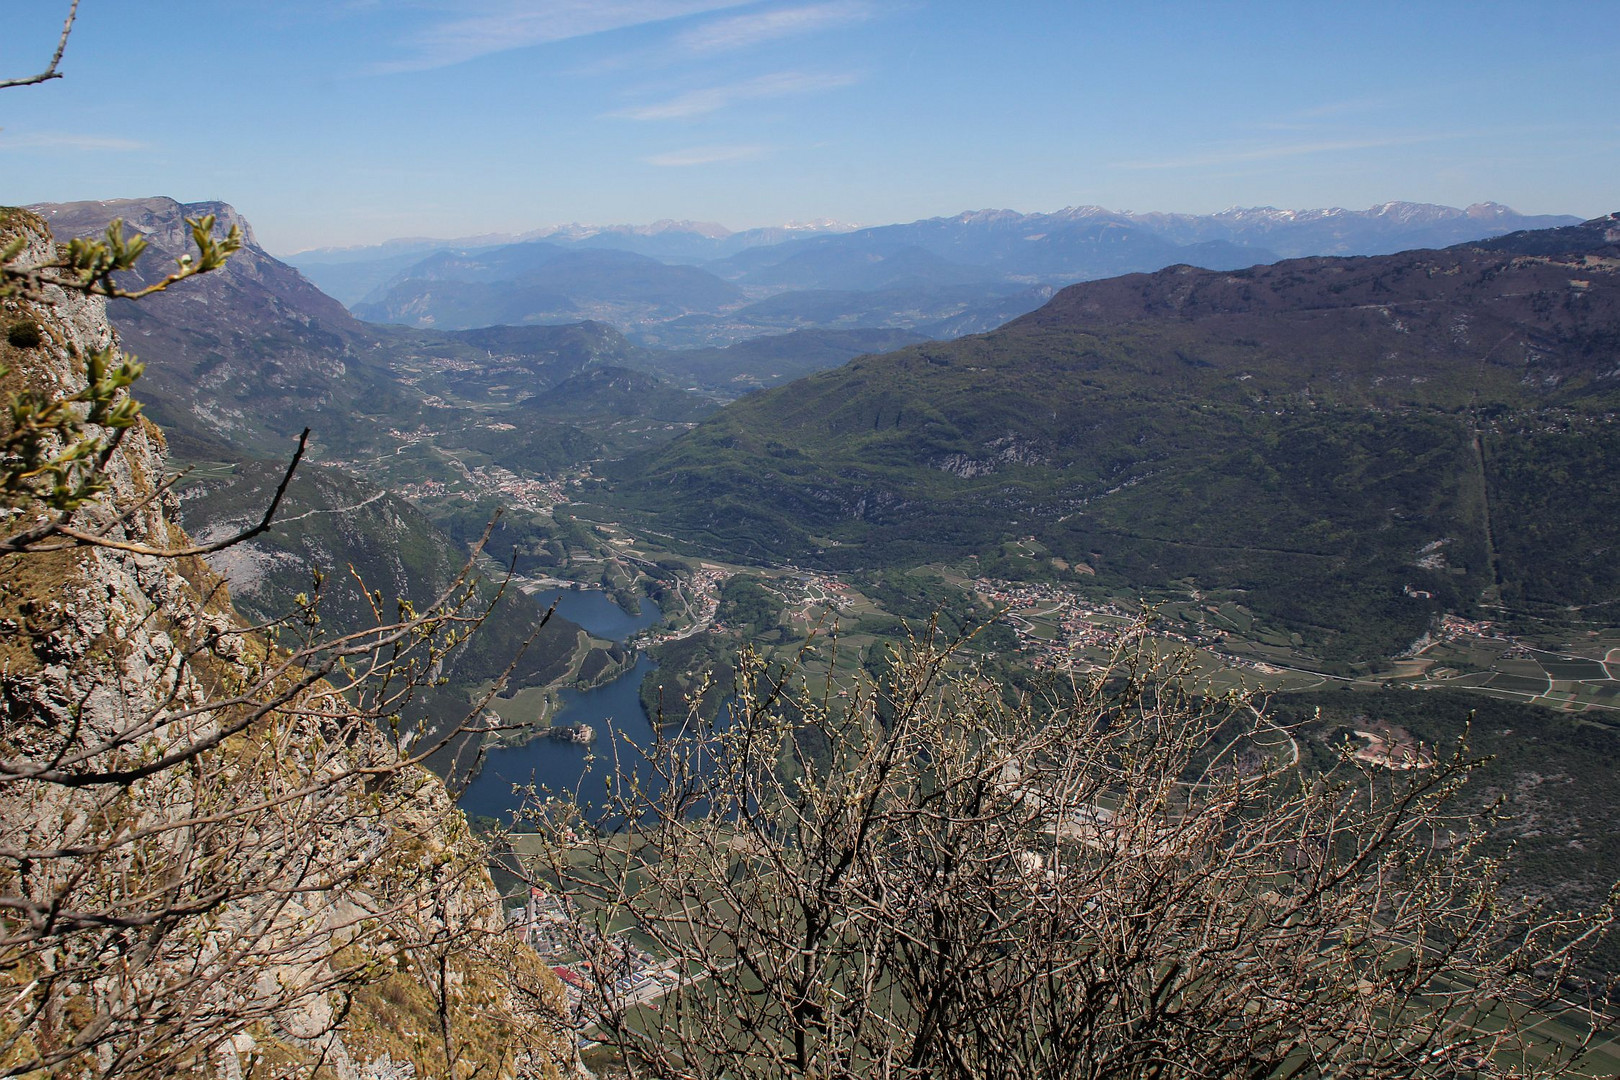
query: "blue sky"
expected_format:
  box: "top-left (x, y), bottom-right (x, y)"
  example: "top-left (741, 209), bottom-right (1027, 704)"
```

top-left (2, 1), bottom-right (1615, 253)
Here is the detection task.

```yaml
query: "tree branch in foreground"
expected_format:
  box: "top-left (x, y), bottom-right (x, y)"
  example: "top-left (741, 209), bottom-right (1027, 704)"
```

top-left (0, 0), bottom-right (78, 90)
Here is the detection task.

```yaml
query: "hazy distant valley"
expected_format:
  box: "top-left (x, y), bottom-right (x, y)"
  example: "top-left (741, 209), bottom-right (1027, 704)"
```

top-left (13, 176), bottom-right (1620, 1079)
top-left (29, 195), bottom-right (1620, 930)
top-left (17, 4), bottom-right (1620, 1073)
top-left (293, 201), bottom-right (1580, 349)
top-left (35, 195), bottom-right (1614, 684)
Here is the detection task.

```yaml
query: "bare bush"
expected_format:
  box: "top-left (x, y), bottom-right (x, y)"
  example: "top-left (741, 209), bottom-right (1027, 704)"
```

top-left (521, 630), bottom-right (1615, 1079)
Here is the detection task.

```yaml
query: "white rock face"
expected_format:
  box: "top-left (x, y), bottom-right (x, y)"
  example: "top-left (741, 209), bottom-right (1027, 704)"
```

top-left (1, 211), bottom-right (572, 1080)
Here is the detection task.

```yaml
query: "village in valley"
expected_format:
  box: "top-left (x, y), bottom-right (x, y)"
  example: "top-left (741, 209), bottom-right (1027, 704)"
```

top-left (463, 508), bottom-right (1620, 1048)
top-left (504, 880), bottom-right (682, 1042)
top-left (462, 516), bottom-right (1620, 1065)
top-left (535, 511), bottom-right (1620, 717)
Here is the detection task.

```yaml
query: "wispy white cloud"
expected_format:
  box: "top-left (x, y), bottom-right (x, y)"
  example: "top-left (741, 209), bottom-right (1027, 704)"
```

top-left (676, 1), bottom-right (872, 53)
top-left (376, 0), bottom-right (754, 73)
top-left (616, 69), bottom-right (860, 119)
top-left (645, 144), bottom-right (767, 166)
top-left (0, 131), bottom-right (147, 151)
top-left (1114, 134), bottom-right (1459, 170)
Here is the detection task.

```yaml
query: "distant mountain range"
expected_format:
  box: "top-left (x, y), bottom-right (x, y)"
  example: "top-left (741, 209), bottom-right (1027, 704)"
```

top-left (597, 213), bottom-right (1620, 660)
top-left (291, 219), bottom-right (858, 305)
top-left (295, 202), bottom-right (1581, 348)
top-left (27, 198), bottom-right (727, 454)
top-left (30, 195), bottom-right (1613, 668)
top-left (351, 242), bottom-right (746, 330)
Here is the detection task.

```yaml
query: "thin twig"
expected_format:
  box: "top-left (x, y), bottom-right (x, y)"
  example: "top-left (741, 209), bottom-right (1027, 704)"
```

top-left (4, 428), bottom-right (310, 556)
top-left (0, 0), bottom-right (79, 90)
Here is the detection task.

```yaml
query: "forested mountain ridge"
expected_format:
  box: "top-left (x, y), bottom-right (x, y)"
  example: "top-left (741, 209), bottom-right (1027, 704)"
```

top-left (36, 197), bottom-right (1615, 666)
top-left (600, 214), bottom-right (1620, 659)
top-left (1005, 212), bottom-right (1620, 405)
top-left (635, 327), bottom-right (930, 392)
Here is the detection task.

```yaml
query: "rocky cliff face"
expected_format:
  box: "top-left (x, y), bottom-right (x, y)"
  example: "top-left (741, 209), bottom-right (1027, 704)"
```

top-left (1, 210), bottom-right (574, 1079)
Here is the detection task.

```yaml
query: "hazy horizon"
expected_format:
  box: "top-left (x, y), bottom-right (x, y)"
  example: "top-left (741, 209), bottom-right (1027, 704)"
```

top-left (269, 198), bottom-right (1590, 260)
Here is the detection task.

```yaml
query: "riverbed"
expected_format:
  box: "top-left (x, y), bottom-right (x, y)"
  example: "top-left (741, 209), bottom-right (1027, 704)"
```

top-left (456, 588), bottom-right (663, 823)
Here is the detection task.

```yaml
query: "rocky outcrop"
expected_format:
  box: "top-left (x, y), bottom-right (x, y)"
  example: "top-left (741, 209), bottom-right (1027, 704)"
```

top-left (1, 210), bottom-right (574, 1079)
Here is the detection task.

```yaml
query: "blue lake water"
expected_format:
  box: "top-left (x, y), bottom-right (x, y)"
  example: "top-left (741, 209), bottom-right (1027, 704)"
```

top-left (457, 655), bottom-right (664, 823)
top-left (530, 587), bottom-right (662, 640)
top-left (457, 589), bottom-right (664, 823)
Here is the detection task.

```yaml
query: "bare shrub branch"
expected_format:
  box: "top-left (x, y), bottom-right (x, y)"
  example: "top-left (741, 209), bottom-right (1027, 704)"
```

top-left (0, 0), bottom-right (78, 90)
top-left (519, 629), bottom-right (1616, 1079)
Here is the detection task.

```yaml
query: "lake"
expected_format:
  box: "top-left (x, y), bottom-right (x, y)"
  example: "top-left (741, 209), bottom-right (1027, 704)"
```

top-left (528, 587), bottom-right (663, 640)
top-left (457, 588), bottom-right (664, 823)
